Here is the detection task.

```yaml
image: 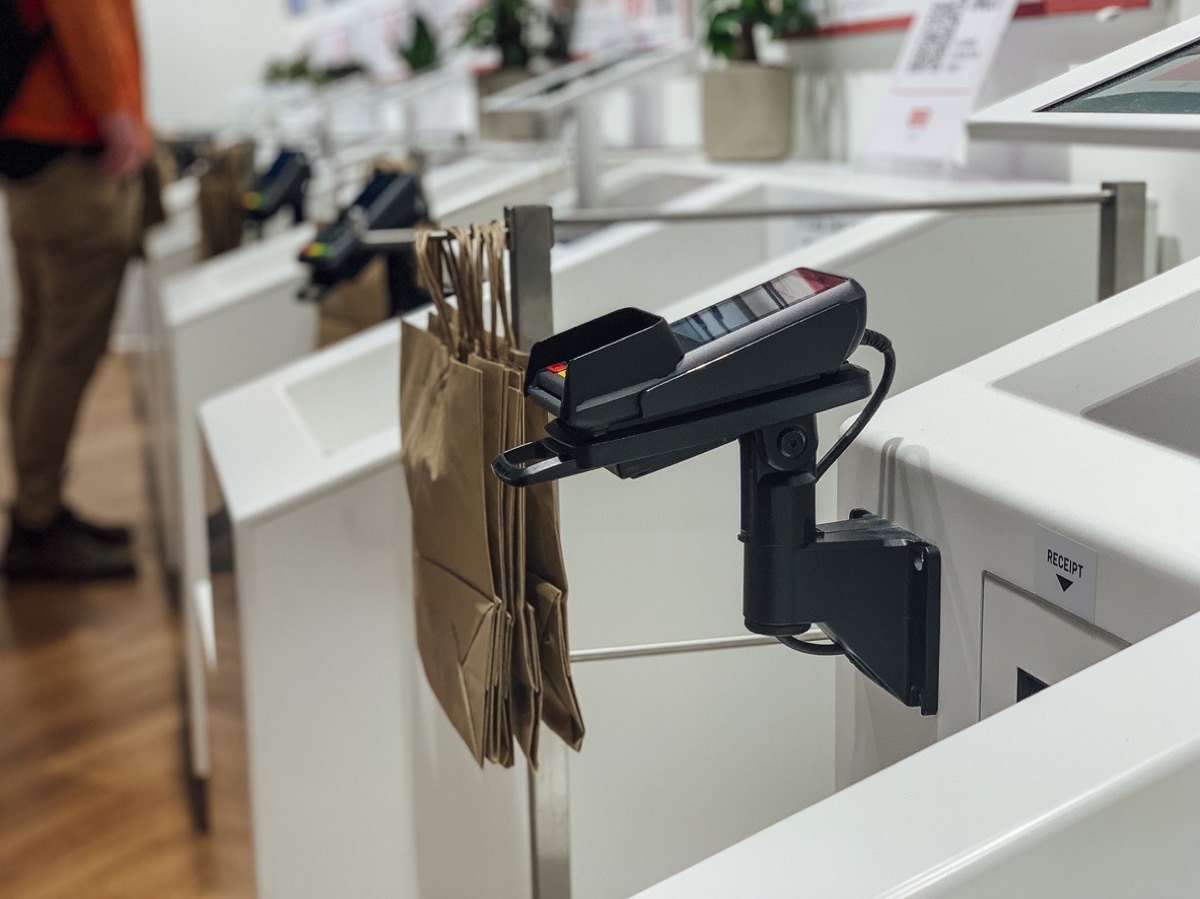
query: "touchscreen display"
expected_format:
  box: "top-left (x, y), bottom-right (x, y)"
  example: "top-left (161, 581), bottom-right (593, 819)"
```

top-left (353, 173), bottom-right (394, 211)
top-left (670, 268), bottom-right (845, 352)
top-left (1044, 40), bottom-right (1200, 114)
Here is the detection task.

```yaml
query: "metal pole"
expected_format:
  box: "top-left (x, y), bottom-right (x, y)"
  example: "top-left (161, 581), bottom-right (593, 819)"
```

top-left (570, 631), bottom-right (827, 664)
top-left (505, 205), bottom-right (556, 351)
top-left (551, 191), bottom-right (1115, 227)
top-left (529, 736), bottom-right (572, 899)
top-left (506, 203), bottom-right (567, 899)
top-left (573, 99), bottom-right (603, 211)
top-left (1098, 181), bottom-right (1148, 301)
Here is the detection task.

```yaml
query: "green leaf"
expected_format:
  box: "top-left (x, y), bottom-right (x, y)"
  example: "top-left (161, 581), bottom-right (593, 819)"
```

top-left (401, 14), bottom-right (439, 72)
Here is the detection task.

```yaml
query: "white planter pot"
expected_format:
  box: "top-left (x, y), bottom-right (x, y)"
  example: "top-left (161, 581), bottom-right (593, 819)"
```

top-left (702, 64), bottom-right (794, 161)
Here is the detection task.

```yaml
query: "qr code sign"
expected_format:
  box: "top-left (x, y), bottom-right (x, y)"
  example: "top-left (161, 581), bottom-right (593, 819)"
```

top-left (908, 1), bottom-right (964, 74)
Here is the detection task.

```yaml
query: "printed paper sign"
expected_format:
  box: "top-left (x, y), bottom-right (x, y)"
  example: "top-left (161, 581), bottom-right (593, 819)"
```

top-left (1034, 526), bottom-right (1099, 624)
top-left (863, 0), bottom-right (1020, 164)
top-left (806, 0), bottom-right (1149, 35)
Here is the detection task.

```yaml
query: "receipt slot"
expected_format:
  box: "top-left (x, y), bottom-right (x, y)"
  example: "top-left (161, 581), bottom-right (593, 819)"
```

top-left (494, 268), bottom-right (942, 713)
top-left (298, 170), bottom-right (430, 316)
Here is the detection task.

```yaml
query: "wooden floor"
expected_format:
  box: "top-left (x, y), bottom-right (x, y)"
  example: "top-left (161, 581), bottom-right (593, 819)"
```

top-left (0, 356), bottom-right (218, 898)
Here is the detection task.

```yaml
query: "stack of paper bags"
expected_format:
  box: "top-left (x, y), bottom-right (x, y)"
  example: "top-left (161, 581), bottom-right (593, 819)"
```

top-left (399, 224), bottom-right (584, 768)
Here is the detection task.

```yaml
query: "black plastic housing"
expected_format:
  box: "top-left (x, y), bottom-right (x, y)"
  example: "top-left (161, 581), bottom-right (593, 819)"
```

top-left (244, 149), bottom-right (310, 224)
top-left (299, 171), bottom-right (430, 315)
top-left (526, 275), bottom-right (867, 435)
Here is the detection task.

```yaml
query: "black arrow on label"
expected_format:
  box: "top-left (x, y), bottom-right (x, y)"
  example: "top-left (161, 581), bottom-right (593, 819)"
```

top-left (1056, 574), bottom-right (1074, 592)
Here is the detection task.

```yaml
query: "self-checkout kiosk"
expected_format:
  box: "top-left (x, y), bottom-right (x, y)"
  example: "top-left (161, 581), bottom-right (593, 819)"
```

top-left (633, 250), bottom-right (1200, 898)
top-left (629, 18), bottom-right (1200, 896)
top-left (195, 166), bottom-right (1127, 896)
top-left (836, 12), bottom-right (1200, 784)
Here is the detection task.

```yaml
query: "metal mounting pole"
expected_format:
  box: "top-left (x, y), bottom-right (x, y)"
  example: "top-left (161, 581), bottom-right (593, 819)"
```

top-left (1098, 181), bottom-right (1147, 301)
top-left (507, 202), bottom-right (569, 899)
top-left (505, 205), bottom-right (556, 351)
top-left (529, 736), bottom-right (572, 899)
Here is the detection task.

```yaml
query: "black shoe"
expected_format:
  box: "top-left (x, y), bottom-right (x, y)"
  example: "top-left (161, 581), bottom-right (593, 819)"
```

top-left (3, 512), bottom-right (137, 582)
top-left (62, 507), bottom-right (133, 544)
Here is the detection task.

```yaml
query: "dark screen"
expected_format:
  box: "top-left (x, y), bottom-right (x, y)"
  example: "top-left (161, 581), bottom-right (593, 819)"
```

top-left (1044, 41), bottom-right (1200, 114)
top-left (352, 174), bottom-right (395, 212)
top-left (670, 268), bottom-right (846, 352)
top-left (264, 150), bottom-right (302, 180)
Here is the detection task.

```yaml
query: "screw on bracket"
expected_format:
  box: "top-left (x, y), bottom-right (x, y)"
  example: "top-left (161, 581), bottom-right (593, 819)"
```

top-left (778, 428), bottom-right (808, 460)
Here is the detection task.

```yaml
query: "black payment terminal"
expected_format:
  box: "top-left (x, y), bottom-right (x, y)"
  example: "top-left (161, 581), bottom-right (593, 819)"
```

top-left (244, 149), bottom-right (311, 225)
top-left (525, 267), bottom-right (868, 440)
top-left (298, 170), bottom-right (430, 316)
top-left (493, 266), bottom-right (942, 716)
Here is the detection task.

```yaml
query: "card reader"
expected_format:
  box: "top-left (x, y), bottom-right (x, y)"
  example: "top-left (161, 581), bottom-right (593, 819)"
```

top-left (244, 149), bottom-right (311, 225)
top-left (494, 267), bottom-right (942, 715)
top-left (299, 170), bottom-right (430, 316)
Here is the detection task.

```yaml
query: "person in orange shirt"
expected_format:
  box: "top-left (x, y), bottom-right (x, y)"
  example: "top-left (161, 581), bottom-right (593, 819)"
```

top-left (0, 0), bottom-right (152, 579)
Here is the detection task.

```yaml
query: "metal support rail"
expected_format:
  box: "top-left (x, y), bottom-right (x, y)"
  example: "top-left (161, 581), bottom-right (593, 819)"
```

top-left (359, 182), bottom-right (1145, 304)
top-left (358, 189), bottom-right (1117, 250)
top-left (569, 631), bottom-right (828, 663)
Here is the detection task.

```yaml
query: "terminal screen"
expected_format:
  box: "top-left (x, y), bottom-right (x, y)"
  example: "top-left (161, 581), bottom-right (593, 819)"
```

top-left (1044, 40), bottom-right (1200, 114)
top-left (670, 268), bottom-right (846, 352)
top-left (264, 150), bottom-right (302, 180)
top-left (353, 174), bottom-right (394, 211)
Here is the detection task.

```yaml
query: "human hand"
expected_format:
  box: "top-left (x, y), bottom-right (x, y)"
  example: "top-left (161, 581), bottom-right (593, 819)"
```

top-left (98, 111), bottom-right (148, 179)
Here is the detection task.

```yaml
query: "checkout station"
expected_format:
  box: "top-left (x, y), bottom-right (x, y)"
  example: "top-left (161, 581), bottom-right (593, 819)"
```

top-left (624, 15), bottom-right (1200, 898)
top-left (193, 166), bottom-right (1140, 896)
top-left (78, 9), bottom-right (1200, 898)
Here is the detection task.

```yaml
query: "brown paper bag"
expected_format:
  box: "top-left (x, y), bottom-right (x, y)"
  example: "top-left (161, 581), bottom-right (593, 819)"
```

top-left (316, 255), bottom-right (390, 347)
top-left (197, 142), bottom-right (251, 259)
top-left (524, 399), bottom-right (585, 750)
top-left (401, 222), bottom-right (580, 769)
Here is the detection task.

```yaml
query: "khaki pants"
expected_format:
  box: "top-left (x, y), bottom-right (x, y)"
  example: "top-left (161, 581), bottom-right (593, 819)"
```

top-left (3, 152), bottom-right (142, 528)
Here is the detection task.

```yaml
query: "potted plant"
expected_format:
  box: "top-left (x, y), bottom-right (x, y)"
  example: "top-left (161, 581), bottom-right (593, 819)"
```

top-left (399, 14), bottom-right (440, 75)
top-left (701, 0), bottom-right (814, 161)
top-left (263, 55), bottom-right (368, 88)
top-left (461, 0), bottom-right (576, 140)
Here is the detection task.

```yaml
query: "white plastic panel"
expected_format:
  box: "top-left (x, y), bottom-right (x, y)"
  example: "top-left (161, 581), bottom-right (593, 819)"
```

top-left (980, 575), bottom-right (1127, 719)
top-left (569, 645), bottom-right (834, 899)
top-left (284, 338), bottom-right (400, 456)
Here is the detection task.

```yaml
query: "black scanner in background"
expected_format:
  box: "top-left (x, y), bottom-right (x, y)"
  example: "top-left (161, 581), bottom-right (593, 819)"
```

top-left (244, 149), bottom-right (311, 227)
top-left (298, 170), bottom-right (431, 317)
top-left (493, 267), bottom-right (942, 716)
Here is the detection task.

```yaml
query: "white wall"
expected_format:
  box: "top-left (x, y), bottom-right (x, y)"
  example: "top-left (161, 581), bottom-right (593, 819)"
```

top-left (134, 0), bottom-right (482, 131)
top-left (134, 0), bottom-right (298, 131)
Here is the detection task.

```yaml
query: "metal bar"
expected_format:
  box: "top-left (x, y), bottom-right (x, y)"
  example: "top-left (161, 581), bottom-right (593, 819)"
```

top-left (573, 101), bottom-right (603, 211)
top-left (529, 736), bottom-right (572, 899)
top-left (506, 205), bottom-right (557, 351)
top-left (552, 191), bottom-right (1115, 227)
top-left (1097, 181), bottom-right (1148, 300)
top-left (512, 203), bottom-right (566, 899)
top-left (355, 191), bottom-right (1115, 252)
top-left (570, 631), bottom-right (827, 664)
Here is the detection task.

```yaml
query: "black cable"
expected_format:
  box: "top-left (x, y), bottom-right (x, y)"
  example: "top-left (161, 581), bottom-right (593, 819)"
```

top-left (775, 332), bottom-right (897, 660)
top-left (815, 329), bottom-right (896, 481)
top-left (777, 634), bottom-right (846, 656)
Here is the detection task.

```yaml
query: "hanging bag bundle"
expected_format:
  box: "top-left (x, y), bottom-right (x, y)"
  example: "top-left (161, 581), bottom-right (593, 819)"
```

top-left (400, 223), bottom-right (583, 768)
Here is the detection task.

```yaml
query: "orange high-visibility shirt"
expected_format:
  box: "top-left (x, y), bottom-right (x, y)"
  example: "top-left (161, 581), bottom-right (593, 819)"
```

top-left (1, 0), bottom-right (150, 150)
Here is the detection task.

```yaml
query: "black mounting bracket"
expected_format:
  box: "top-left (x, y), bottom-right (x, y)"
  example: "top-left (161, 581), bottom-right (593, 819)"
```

top-left (738, 416), bottom-right (940, 715)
